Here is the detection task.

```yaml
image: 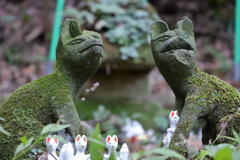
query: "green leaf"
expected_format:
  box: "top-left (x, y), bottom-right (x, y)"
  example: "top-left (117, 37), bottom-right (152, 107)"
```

top-left (0, 14), bottom-right (16, 23)
top-left (217, 143), bottom-right (236, 150)
top-left (53, 135), bottom-right (67, 143)
top-left (24, 137), bottom-right (35, 149)
top-left (197, 149), bottom-right (211, 160)
top-left (120, 46), bottom-right (138, 60)
top-left (153, 116), bottom-right (169, 130)
top-left (135, 10), bottom-right (149, 18)
top-left (40, 124), bottom-right (70, 135)
top-left (232, 130), bottom-right (240, 145)
top-left (130, 151), bottom-right (145, 160)
top-left (14, 143), bottom-right (25, 156)
top-left (19, 136), bottom-right (28, 145)
top-left (233, 150), bottom-right (240, 160)
top-left (87, 137), bottom-right (106, 147)
top-left (219, 136), bottom-right (237, 142)
top-left (28, 152), bottom-right (34, 158)
top-left (0, 125), bottom-right (11, 136)
top-left (14, 136), bottom-right (34, 156)
top-left (89, 2), bottom-right (125, 14)
top-left (109, 151), bottom-right (117, 160)
top-left (214, 146), bottom-right (233, 160)
top-left (82, 11), bottom-right (96, 25)
top-left (90, 123), bottom-right (104, 160)
top-left (31, 149), bottom-right (37, 154)
top-left (0, 117), bottom-right (5, 121)
top-left (95, 19), bottom-right (106, 30)
top-left (141, 155), bottom-right (168, 160)
top-left (145, 148), bottom-right (186, 160)
top-left (205, 145), bottom-right (219, 157)
top-left (131, 112), bottom-right (146, 120)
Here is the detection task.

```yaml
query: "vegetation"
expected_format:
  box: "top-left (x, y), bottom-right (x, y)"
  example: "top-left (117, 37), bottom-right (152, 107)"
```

top-left (1, 104), bottom-right (240, 159)
top-left (0, 0), bottom-right (239, 160)
top-left (64, 0), bottom-right (159, 61)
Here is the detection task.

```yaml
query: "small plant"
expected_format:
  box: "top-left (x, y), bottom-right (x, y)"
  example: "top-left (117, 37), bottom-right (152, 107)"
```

top-left (79, 82), bottom-right (100, 101)
top-left (0, 117), bottom-right (11, 136)
top-left (11, 119), bottom-right (69, 160)
top-left (93, 105), bottom-right (111, 121)
top-left (194, 109), bottom-right (240, 160)
top-left (8, 107), bottom-right (240, 160)
top-left (28, 149), bottom-right (43, 158)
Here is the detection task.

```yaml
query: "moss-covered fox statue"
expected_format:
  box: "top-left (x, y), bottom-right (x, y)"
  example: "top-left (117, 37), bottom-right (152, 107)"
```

top-left (150, 17), bottom-right (240, 158)
top-left (0, 19), bottom-right (103, 159)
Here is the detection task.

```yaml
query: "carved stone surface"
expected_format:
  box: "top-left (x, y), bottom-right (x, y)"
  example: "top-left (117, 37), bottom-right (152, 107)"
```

top-left (0, 19), bottom-right (103, 159)
top-left (150, 17), bottom-right (240, 157)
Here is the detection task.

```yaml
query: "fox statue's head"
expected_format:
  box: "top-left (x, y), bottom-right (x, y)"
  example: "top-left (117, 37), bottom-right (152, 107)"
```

top-left (106, 135), bottom-right (118, 151)
top-left (55, 19), bottom-right (103, 81)
top-left (46, 135), bottom-right (59, 153)
top-left (75, 135), bottom-right (87, 153)
top-left (150, 17), bottom-right (198, 78)
top-left (169, 110), bottom-right (179, 127)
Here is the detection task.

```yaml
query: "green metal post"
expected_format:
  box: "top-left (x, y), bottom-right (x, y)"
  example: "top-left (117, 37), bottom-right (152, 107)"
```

top-left (234, 0), bottom-right (240, 81)
top-left (46, 0), bottom-right (65, 74)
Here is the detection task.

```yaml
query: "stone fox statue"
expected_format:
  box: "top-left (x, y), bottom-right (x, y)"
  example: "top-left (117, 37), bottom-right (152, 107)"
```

top-left (150, 17), bottom-right (240, 156)
top-left (0, 19), bottom-right (103, 159)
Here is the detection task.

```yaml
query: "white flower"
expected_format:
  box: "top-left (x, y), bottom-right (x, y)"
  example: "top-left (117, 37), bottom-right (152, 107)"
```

top-left (93, 82), bottom-right (100, 87)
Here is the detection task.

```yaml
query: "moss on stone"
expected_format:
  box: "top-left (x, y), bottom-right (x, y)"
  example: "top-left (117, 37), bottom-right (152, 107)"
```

top-left (187, 69), bottom-right (240, 145)
top-left (0, 19), bottom-right (103, 159)
top-left (150, 17), bottom-right (240, 158)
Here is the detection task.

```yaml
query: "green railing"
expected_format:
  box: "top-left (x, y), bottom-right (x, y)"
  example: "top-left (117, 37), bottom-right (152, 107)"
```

top-left (46, 0), bottom-right (65, 74)
top-left (234, 0), bottom-right (240, 81)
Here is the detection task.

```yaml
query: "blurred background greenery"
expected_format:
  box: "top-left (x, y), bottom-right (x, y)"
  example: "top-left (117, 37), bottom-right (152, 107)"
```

top-left (0, 0), bottom-right (239, 152)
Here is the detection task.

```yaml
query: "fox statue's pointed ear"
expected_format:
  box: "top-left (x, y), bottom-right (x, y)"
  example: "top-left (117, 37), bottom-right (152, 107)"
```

top-left (46, 135), bottom-right (51, 144)
top-left (175, 17), bottom-right (194, 35)
top-left (106, 135), bottom-right (111, 143)
top-left (75, 135), bottom-right (81, 142)
top-left (82, 135), bottom-right (87, 142)
top-left (61, 19), bottom-right (83, 44)
top-left (150, 20), bottom-right (169, 39)
top-left (53, 135), bottom-right (59, 144)
top-left (175, 110), bottom-right (178, 116)
top-left (113, 135), bottom-right (118, 143)
top-left (171, 111), bottom-right (175, 117)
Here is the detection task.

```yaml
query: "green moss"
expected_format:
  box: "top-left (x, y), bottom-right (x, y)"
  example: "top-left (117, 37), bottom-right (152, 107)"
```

top-left (187, 69), bottom-right (240, 144)
top-left (0, 19), bottom-right (103, 159)
top-left (150, 17), bottom-right (240, 157)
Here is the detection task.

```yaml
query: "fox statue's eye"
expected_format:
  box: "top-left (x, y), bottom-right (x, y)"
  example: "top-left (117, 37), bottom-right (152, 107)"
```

top-left (68, 39), bottom-right (84, 45)
top-left (157, 35), bottom-right (171, 42)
